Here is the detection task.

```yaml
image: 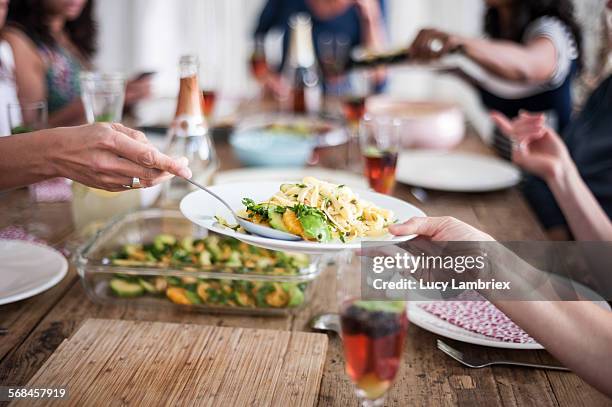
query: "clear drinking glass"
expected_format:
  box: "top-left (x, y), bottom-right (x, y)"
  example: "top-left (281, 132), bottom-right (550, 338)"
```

top-left (337, 251), bottom-right (408, 407)
top-left (7, 101), bottom-right (56, 238)
top-left (7, 101), bottom-right (48, 134)
top-left (80, 72), bottom-right (126, 123)
top-left (75, 72), bottom-right (139, 236)
top-left (359, 115), bottom-right (401, 195)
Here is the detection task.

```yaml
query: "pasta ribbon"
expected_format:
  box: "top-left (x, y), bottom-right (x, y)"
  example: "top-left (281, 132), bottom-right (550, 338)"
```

top-left (266, 177), bottom-right (394, 241)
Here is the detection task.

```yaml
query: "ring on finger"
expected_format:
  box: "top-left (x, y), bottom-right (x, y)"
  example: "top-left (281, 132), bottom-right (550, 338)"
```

top-left (131, 177), bottom-right (142, 189)
top-left (122, 177), bottom-right (141, 189)
top-left (428, 38), bottom-right (444, 53)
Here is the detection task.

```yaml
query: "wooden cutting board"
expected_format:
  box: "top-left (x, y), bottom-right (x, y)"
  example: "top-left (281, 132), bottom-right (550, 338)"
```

top-left (13, 319), bottom-right (328, 407)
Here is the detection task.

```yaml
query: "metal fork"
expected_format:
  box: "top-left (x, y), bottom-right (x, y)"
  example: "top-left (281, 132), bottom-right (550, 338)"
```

top-left (436, 339), bottom-right (570, 371)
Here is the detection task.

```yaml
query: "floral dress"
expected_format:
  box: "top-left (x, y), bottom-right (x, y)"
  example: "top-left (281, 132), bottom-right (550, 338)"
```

top-left (38, 44), bottom-right (83, 114)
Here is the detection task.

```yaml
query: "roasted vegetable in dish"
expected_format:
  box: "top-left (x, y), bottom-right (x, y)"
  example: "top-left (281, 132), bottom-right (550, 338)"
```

top-left (107, 234), bottom-right (310, 309)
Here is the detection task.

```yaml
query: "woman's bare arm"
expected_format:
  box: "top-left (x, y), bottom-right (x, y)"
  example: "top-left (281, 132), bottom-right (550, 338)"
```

top-left (4, 28), bottom-right (85, 126)
top-left (354, 0), bottom-right (387, 86)
top-left (492, 111), bottom-right (612, 241)
top-left (355, 0), bottom-right (386, 51)
top-left (547, 160), bottom-right (612, 241)
top-left (409, 28), bottom-right (558, 83)
top-left (455, 36), bottom-right (558, 82)
top-left (0, 124), bottom-right (192, 191)
top-left (390, 216), bottom-right (612, 397)
top-left (495, 300), bottom-right (612, 396)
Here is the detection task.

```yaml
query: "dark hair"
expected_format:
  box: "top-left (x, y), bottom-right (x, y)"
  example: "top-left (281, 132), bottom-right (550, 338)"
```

top-left (7, 0), bottom-right (97, 59)
top-left (484, 0), bottom-right (582, 68)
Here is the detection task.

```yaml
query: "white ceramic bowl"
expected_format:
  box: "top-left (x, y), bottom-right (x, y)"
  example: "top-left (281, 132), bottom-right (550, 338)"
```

top-left (366, 97), bottom-right (465, 149)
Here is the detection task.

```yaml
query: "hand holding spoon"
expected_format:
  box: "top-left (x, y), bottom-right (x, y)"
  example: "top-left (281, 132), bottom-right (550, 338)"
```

top-left (183, 177), bottom-right (302, 241)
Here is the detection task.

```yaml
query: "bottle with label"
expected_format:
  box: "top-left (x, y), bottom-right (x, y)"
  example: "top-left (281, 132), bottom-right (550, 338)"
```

top-left (283, 13), bottom-right (321, 114)
top-left (161, 55), bottom-right (218, 205)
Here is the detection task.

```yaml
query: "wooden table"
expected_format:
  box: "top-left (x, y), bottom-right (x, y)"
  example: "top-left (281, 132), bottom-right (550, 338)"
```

top-left (0, 133), bottom-right (609, 406)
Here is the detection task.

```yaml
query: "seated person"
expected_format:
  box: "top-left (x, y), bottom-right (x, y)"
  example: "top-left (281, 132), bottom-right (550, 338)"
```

top-left (494, 75), bottom-right (612, 239)
top-left (389, 113), bottom-right (612, 394)
top-left (407, 0), bottom-right (597, 237)
top-left (389, 216), bottom-right (612, 398)
top-left (408, 0), bottom-right (582, 137)
top-left (253, 0), bottom-right (387, 95)
top-left (0, 0), bottom-right (17, 135)
top-left (5, 0), bottom-right (151, 127)
top-left (0, 0), bottom-right (184, 191)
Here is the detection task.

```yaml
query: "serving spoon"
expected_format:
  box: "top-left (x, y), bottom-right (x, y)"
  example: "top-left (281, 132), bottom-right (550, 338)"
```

top-left (183, 177), bottom-right (302, 241)
top-left (310, 313), bottom-right (342, 336)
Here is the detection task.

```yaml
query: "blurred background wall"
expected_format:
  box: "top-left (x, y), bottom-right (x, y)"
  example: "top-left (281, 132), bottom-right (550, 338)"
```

top-left (93, 0), bottom-right (608, 135)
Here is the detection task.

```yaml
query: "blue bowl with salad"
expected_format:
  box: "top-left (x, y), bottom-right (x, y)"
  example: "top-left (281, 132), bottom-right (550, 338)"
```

top-left (229, 126), bottom-right (316, 167)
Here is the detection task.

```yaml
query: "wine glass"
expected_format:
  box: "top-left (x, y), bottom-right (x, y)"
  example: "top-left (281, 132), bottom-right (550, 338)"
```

top-left (334, 69), bottom-right (371, 172)
top-left (318, 32), bottom-right (351, 93)
top-left (198, 57), bottom-right (221, 125)
top-left (250, 35), bottom-right (268, 81)
top-left (359, 114), bottom-right (401, 194)
top-left (337, 251), bottom-right (408, 407)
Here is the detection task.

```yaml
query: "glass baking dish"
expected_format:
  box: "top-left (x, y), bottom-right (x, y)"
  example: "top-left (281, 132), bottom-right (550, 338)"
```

top-left (75, 209), bottom-right (323, 315)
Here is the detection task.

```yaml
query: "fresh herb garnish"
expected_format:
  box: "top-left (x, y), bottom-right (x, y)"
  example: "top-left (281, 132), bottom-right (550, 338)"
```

top-left (292, 203), bottom-right (333, 242)
top-left (292, 203), bottom-right (327, 220)
top-left (242, 198), bottom-right (269, 218)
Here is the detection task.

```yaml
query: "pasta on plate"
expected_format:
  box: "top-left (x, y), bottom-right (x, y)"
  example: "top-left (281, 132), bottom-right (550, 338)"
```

top-left (238, 177), bottom-right (395, 242)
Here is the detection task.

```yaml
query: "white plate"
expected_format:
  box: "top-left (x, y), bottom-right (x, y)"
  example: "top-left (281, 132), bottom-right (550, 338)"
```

top-left (214, 168), bottom-right (369, 190)
top-left (408, 279), bottom-right (611, 350)
top-left (396, 151), bottom-right (521, 192)
top-left (180, 181), bottom-right (425, 254)
top-left (0, 240), bottom-right (68, 305)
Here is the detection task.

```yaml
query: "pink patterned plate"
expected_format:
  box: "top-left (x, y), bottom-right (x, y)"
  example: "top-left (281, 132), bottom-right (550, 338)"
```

top-left (408, 301), bottom-right (542, 350)
top-left (408, 281), bottom-right (610, 350)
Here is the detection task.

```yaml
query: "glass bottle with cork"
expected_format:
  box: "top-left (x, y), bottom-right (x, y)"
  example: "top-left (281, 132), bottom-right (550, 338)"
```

top-left (283, 13), bottom-right (321, 114)
top-left (161, 55), bottom-right (218, 206)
